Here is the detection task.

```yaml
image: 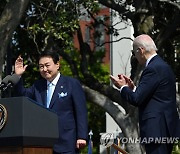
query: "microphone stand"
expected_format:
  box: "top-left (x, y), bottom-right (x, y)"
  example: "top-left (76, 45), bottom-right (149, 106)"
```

top-left (1, 88), bottom-right (11, 98)
top-left (1, 83), bottom-right (12, 98)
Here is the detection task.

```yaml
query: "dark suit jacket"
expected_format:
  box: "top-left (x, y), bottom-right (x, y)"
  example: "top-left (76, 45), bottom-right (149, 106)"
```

top-left (15, 75), bottom-right (88, 153)
top-left (121, 55), bottom-right (180, 140)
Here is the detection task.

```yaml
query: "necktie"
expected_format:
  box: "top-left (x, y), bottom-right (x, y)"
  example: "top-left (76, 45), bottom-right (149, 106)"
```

top-left (47, 83), bottom-right (53, 108)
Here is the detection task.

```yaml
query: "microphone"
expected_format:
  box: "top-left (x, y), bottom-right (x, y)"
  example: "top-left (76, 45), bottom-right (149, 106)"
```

top-left (0, 75), bottom-right (12, 89)
top-left (2, 74), bottom-right (20, 91)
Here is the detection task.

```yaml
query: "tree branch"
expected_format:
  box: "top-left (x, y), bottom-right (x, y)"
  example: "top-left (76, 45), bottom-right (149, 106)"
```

top-left (0, 0), bottom-right (30, 77)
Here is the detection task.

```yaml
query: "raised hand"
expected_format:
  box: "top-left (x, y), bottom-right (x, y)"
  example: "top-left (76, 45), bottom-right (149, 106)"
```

top-left (15, 56), bottom-right (28, 76)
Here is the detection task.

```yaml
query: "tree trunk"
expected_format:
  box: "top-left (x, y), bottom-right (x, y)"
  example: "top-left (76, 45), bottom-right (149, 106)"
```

top-left (83, 85), bottom-right (144, 154)
top-left (0, 0), bottom-right (30, 81)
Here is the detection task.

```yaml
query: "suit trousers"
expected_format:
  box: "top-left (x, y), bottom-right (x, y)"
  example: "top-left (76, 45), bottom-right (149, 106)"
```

top-left (145, 142), bottom-right (173, 154)
top-left (144, 115), bottom-right (174, 154)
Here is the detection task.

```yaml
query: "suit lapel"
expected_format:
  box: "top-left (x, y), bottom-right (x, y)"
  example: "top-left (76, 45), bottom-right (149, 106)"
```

top-left (49, 75), bottom-right (66, 108)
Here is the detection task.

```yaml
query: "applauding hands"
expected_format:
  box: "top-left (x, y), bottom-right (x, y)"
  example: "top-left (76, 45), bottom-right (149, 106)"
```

top-left (110, 74), bottom-right (135, 90)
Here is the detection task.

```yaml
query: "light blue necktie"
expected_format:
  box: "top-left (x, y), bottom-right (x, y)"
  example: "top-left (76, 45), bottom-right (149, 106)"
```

top-left (47, 83), bottom-right (53, 108)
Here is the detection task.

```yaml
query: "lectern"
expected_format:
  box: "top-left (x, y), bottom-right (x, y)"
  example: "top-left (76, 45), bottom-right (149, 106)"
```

top-left (0, 97), bottom-right (59, 154)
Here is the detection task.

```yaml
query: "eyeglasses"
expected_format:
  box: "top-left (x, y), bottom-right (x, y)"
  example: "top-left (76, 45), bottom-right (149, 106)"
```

top-left (131, 48), bottom-right (140, 56)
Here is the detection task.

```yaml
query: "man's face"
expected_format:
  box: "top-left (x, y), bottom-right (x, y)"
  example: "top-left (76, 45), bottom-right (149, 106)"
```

top-left (39, 56), bottom-right (59, 82)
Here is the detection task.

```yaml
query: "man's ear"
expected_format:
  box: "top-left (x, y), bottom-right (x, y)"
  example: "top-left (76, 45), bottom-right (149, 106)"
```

top-left (56, 61), bottom-right (60, 69)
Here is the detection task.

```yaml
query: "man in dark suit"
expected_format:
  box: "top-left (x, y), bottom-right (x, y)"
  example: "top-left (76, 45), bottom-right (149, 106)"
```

top-left (14, 50), bottom-right (88, 154)
top-left (110, 34), bottom-right (180, 154)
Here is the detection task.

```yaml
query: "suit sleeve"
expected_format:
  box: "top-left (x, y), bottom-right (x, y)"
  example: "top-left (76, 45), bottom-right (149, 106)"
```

top-left (14, 77), bottom-right (35, 99)
top-left (121, 67), bottom-right (159, 107)
top-left (71, 79), bottom-right (88, 140)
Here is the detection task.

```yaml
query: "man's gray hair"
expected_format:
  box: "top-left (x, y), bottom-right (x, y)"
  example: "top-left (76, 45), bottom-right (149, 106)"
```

top-left (134, 34), bottom-right (158, 52)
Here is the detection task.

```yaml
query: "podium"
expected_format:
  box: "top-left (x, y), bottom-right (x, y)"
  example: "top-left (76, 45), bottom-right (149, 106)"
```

top-left (0, 97), bottom-right (59, 154)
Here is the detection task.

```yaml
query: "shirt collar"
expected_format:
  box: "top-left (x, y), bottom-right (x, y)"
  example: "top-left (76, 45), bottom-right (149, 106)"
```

top-left (47, 73), bottom-right (60, 86)
top-left (146, 53), bottom-right (157, 67)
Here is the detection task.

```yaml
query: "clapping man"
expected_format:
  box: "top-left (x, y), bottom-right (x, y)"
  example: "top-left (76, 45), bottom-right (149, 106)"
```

top-left (110, 34), bottom-right (180, 154)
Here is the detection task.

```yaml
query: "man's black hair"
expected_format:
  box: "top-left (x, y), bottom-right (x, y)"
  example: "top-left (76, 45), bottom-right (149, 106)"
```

top-left (39, 50), bottom-right (60, 64)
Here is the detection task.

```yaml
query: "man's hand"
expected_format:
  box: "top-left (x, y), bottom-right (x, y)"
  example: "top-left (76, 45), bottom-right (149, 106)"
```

top-left (76, 139), bottom-right (86, 149)
top-left (110, 75), bottom-right (127, 89)
top-left (15, 56), bottom-right (28, 76)
top-left (120, 75), bottom-right (135, 90)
